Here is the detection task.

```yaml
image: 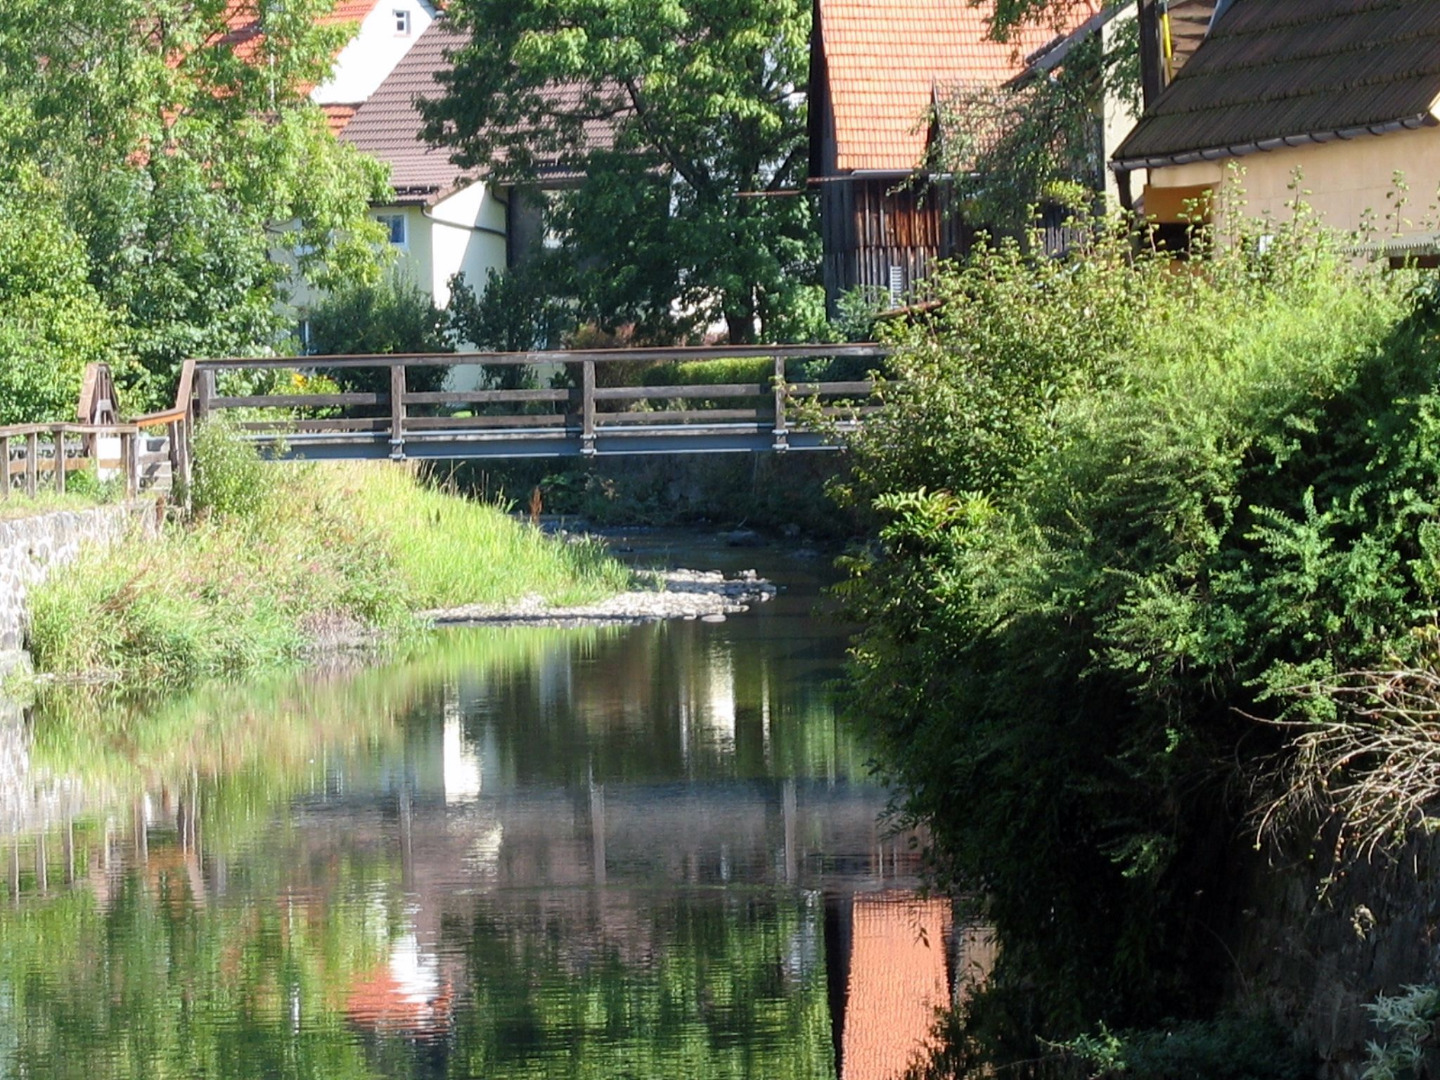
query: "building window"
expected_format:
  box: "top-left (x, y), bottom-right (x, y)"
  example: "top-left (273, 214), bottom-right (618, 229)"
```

top-left (394, 9), bottom-right (410, 35)
top-left (377, 213), bottom-right (407, 248)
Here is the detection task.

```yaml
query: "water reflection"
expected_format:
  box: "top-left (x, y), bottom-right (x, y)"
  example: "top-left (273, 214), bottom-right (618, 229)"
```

top-left (0, 583), bottom-right (950, 1079)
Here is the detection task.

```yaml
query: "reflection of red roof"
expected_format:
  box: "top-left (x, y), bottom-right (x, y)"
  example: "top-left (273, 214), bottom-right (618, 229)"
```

top-left (841, 893), bottom-right (951, 1080)
top-left (346, 965), bottom-right (453, 1036)
top-left (816, 0), bottom-right (1099, 172)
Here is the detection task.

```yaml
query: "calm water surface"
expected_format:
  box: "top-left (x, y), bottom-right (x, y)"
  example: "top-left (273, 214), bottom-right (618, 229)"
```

top-left (1, 543), bottom-right (948, 1079)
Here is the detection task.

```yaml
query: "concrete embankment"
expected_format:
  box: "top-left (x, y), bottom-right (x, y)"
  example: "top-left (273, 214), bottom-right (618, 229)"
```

top-left (0, 503), bottom-right (155, 833)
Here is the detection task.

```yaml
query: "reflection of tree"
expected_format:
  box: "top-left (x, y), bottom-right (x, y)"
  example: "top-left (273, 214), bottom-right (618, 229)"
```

top-left (0, 618), bottom-right (884, 1078)
top-left (0, 832), bottom-right (402, 1080)
top-left (450, 892), bottom-right (833, 1080)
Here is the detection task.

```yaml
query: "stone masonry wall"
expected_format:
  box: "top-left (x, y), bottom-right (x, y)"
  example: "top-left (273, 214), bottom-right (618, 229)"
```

top-left (0, 504), bottom-right (151, 656)
top-left (1234, 831), bottom-right (1440, 1079)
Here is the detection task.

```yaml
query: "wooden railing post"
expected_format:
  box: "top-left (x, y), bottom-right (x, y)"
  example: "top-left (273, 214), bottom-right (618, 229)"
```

top-left (24, 432), bottom-right (37, 497)
top-left (772, 355), bottom-right (789, 452)
top-left (389, 364), bottom-right (407, 460)
top-left (120, 430), bottom-right (138, 498)
top-left (581, 359), bottom-right (596, 456)
top-left (51, 426), bottom-right (65, 494)
top-left (196, 367), bottom-right (215, 424)
top-left (0, 435), bottom-right (8, 502)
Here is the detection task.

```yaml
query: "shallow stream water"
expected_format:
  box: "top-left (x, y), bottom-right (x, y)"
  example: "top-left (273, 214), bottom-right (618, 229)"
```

top-left (0, 538), bottom-right (954, 1079)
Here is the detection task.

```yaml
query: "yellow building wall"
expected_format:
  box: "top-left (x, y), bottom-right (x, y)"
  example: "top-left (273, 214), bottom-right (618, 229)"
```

top-left (1144, 124), bottom-right (1440, 240)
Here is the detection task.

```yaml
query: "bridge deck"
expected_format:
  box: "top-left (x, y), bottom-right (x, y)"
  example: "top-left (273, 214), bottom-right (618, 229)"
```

top-left (190, 344), bottom-right (888, 461)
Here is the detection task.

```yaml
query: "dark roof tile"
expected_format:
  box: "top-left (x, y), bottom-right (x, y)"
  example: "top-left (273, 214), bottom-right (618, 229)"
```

top-left (1114, 0), bottom-right (1440, 167)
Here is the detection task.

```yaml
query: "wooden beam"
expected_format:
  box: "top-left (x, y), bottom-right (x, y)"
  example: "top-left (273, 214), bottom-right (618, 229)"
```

top-left (389, 365), bottom-right (407, 460)
top-left (581, 360), bottom-right (596, 456)
top-left (24, 432), bottom-right (37, 497)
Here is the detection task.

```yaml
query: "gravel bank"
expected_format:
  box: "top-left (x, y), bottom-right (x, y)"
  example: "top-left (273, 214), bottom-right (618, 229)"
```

top-left (425, 568), bottom-right (777, 628)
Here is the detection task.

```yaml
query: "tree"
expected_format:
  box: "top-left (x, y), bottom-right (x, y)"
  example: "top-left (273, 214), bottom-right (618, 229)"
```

top-left (0, 0), bottom-right (390, 411)
top-left (0, 172), bottom-right (123, 424)
top-left (422, 0), bottom-right (816, 344)
top-left (307, 274), bottom-right (453, 396)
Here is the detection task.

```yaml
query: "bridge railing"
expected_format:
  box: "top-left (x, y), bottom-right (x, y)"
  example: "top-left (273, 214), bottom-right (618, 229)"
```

top-left (0, 422), bottom-right (159, 500)
top-left (179, 344), bottom-right (889, 460)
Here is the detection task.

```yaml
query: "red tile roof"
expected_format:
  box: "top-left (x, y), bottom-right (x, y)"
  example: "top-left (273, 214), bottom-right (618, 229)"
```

top-left (817, 0), bottom-right (1100, 173)
top-left (216, 1), bottom-right (377, 67)
top-left (322, 102), bottom-right (360, 135)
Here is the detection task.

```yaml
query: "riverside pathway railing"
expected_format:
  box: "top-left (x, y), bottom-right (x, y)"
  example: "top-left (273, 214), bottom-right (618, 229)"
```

top-left (0, 423), bottom-right (181, 501)
top-left (170, 344), bottom-right (889, 461)
top-left (0, 361), bottom-right (194, 501)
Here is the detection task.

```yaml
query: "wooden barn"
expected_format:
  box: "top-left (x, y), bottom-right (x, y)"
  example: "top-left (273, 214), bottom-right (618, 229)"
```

top-left (808, 0), bottom-right (1099, 313)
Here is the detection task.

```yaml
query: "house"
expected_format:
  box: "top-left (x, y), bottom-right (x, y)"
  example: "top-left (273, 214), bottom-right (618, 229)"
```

top-left (218, 0), bottom-right (438, 134)
top-left (1112, 0), bottom-right (1440, 257)
top-left (310, 0), bottom-right (440, 134)
top-left (332, 23), bottom-right (510, 313)
top-left (807, 0), bottom-right (1100, 312)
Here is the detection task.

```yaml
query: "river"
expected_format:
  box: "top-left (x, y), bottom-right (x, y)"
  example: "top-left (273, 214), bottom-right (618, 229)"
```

top-left (0, 540), bottom-right (957, 1080)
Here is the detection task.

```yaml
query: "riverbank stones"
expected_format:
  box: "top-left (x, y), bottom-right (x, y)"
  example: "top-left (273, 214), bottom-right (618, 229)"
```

top-left (425, 568), bottom-right (778, 628)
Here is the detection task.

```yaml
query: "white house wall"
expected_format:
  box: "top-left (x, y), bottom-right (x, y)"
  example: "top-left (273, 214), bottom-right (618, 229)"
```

top-left (425, 182), bottom-right (508, 309)
top-left (313, 0), bottom-right (437, 106)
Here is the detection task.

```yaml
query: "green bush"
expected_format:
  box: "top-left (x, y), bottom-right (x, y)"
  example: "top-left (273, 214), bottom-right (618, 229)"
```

top-left (840, 210), bottom-right (1437, 1067)
top-left (0, 175), bottom-right (122, 424)
top-left (190, 415), bottom-right (279, 523)
top-left (304, 274), bottom-right (452, 397)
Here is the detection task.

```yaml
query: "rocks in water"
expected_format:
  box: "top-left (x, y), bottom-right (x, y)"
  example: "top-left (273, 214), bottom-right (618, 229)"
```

top-left (717, 529), bottom-right (763, 548)
top-left (425, 567), bottom-right (778, 628)
top-left (700, 614), bottom-right (726, 623)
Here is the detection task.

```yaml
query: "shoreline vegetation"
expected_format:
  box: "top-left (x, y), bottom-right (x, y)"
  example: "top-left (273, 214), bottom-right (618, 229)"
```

top-left (841, 203), bottom-right (1440, 1076)
top-left (23, 421), bottom-right (634, 685)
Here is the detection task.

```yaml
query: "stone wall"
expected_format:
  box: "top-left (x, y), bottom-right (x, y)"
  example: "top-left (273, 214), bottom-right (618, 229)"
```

top-left (0, 503), bottom-right (151, 657)
top-left (1234, 832), bottom-right (1440, 1079)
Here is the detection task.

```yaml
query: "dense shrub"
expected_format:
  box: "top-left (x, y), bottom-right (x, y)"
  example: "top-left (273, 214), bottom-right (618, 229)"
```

top-left (305, 274), bottom-right (452, 397)
top-left (840, 212), bottom-right (1439, 1069)
top-left (0, 177), bottom-right (122, 423)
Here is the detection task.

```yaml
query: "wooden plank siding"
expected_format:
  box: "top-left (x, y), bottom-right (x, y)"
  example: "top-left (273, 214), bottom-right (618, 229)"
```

top-left (821, 177), bottom-right (962, 311)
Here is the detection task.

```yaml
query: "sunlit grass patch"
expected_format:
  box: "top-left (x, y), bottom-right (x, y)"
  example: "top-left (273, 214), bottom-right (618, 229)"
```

top-left (25, 427), bottom-right (631, 683)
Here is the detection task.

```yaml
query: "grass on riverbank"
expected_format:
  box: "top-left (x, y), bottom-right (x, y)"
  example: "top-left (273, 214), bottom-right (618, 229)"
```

top-left (0, 490), bottom-right (109, 522)
top-left (26, 432), bottom-right (631, 683)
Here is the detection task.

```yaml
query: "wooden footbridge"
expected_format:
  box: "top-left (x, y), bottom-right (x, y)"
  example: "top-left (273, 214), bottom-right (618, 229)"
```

top-left (0, 344), bottom-right (888, 497)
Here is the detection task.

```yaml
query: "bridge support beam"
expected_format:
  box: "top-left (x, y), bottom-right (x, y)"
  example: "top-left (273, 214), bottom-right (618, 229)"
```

top-left (772, 355), bottom-right (789, 452)
top-left (389, 364), bottom-right (407, 461)
top-left (581, 360), bottom-right (597, 457)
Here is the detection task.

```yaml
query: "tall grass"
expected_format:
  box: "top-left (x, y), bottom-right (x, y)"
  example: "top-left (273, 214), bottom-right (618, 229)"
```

top-left (26, 423), bottom-right (631, 683)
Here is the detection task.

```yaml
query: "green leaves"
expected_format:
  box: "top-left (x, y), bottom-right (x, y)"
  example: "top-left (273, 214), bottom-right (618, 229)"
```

top-left (0, 0), bottom-right (387, 413)
top-left (425, 0), bottom-right (815, 343)
top-left (840, 210), bottom-right (1440, 1064)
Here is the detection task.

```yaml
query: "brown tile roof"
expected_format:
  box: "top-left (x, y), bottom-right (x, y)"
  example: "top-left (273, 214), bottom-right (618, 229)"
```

top-left (341, 21), bottom-right (624, 195)
top-left (816, 0), bottom-right (1100, 173)
top-left (1114, 0), bottom-right (1440, 169)
top-left (340, 22), bottom-right (469, 193)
